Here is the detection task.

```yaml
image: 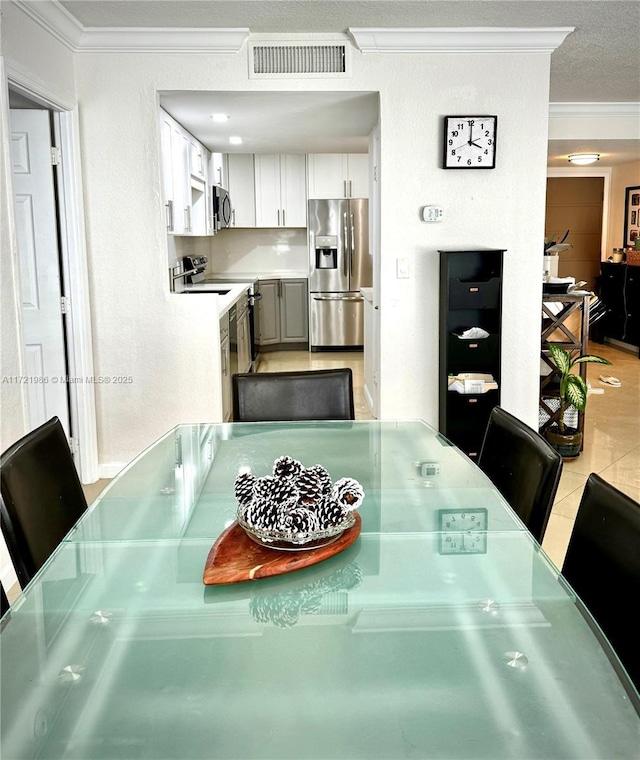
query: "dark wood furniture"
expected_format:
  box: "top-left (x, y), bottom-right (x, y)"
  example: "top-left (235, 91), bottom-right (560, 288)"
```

top-left (596, 262), bottom-right (640, 350)
top-left (439, 248), bottom-right (505, 460)
top-left (539, 292), bottom-right (591, 448)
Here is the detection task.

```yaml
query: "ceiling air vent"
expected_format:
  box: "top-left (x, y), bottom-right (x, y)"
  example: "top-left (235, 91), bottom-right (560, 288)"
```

top-left (249, 43), bottom-right (350, 78)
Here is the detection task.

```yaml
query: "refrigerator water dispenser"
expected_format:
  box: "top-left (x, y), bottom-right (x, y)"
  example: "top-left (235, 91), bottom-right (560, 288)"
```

top-left (315, 235), bottom-right (338, 269)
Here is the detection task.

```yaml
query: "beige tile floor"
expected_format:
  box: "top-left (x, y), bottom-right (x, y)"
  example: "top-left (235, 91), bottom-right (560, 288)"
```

top-left (84, 342), bottom-right (638, 567)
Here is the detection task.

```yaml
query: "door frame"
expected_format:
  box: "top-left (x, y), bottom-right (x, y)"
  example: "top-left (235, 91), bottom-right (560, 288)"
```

top-left (546, 167), bottom-right (612, 260)
top-left (6, 75), bottom-right (99, 483)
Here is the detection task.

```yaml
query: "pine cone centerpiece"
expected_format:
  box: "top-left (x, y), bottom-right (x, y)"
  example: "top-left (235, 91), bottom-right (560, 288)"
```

top-left (234, 457), bottom-right (364, 548)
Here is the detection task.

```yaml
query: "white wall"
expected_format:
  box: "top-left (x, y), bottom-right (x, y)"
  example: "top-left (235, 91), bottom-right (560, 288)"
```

top-left (2, 13), bottom-right (552, 471)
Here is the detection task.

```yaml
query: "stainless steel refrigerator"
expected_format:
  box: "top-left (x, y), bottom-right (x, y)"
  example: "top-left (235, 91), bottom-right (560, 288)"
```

top-left (308, 198), bottom-right (371, 349)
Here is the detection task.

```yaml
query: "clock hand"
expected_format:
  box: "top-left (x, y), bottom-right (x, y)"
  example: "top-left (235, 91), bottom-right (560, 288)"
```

top-left (470, 140), bottom-right (483, 149)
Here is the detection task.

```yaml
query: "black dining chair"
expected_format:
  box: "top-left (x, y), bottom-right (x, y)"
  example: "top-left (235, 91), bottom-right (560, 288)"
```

top-left (232, 368), bottom-right (355, 422)
top-left (562, 473), bottom-right (640, 690)
top-left (478, 406), bottom-right (563, 543)
top-left (1, 582), bottom-right (9, 618)
top-left (0, 417), bottom-right (88, 588)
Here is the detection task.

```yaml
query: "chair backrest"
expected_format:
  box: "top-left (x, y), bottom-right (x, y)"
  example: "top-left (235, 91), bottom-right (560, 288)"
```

top-left (233, 369), bottom-right (355, 422)
top-left (1, 582), bottom-right (9, 619)
top-left (562, 473), bottom-right (640, 690)
top-left (478, 406), bottom-right (563, 542)
top-left (0, 417), bottom-right (88, 588)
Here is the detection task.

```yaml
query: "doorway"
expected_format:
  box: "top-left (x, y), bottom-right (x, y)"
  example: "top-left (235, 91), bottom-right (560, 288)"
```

top-left (10, 101), bottom-right (71, 437)
top-left (6, 83), bottom-right (99, 483)
top-left (545, 175), bottom-right (608, 290)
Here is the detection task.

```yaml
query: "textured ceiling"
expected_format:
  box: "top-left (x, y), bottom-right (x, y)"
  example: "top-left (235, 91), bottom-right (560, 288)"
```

top-left (55, 1), bottom-right (640, 164)
top-left (59, 0), bottom-right (640, 102)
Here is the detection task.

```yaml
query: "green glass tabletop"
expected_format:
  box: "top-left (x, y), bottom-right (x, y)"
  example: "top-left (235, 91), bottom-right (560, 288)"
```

top-left (71, 421), bottom-right (524, 542)
top-left (2, 532), bottom-right (639, 759)
top-left (2, 421), bottom-right (638, 759)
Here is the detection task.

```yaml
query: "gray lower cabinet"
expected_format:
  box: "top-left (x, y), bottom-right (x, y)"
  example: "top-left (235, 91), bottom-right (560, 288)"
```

top-left (257, 278), bottom-right (308, 347)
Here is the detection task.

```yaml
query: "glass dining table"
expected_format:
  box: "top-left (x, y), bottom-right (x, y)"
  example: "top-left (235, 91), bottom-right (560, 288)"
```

top-left (1, 420), bottom-right (639, 759)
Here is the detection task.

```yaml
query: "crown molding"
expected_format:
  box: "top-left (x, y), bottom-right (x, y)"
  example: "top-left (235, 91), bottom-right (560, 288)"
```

top-left (12, 0), bottom-right (250, 53)
top-left (549, 102), bottom-right (640, 118)
top-left (348, 27), bottom-right (574, 54)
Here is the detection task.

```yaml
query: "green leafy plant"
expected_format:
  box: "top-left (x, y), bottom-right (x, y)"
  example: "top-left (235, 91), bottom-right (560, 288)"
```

top-left (547, 344), bottom-right (612, 433)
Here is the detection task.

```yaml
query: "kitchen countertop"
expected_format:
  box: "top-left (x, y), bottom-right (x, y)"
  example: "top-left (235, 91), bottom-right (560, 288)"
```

top-left (182, 281), bottom-right (253, 317)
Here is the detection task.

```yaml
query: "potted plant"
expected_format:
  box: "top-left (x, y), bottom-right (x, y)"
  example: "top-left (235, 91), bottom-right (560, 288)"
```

top-left (544, 343), bottom-right (612, 457)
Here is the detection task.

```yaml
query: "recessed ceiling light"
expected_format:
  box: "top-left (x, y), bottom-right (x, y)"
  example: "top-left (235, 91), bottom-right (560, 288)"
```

top-left (229, 136), bottom-right (243, 145)
top-left (568, 153), bottom-right (600, 165)
top-left (210, 113), bottom-right (229, 122)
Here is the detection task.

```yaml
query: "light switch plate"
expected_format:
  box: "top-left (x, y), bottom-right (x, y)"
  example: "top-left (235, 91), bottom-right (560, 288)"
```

top-left (396, 257), bottom-right (409, 278)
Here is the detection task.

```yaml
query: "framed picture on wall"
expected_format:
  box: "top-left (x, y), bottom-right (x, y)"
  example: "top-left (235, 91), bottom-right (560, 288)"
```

top-left (624, 185), bottom-right (640, 246)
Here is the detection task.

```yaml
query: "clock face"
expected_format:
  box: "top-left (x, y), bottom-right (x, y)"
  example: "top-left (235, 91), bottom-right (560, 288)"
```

top-left (438, 508), bottom-right (488, 555)
top-left (443, 116), bottom-right (497, 169)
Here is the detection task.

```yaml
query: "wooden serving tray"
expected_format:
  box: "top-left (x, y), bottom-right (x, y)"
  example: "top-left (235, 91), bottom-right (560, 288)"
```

top-left (203, 513), bottom-right (361, 586)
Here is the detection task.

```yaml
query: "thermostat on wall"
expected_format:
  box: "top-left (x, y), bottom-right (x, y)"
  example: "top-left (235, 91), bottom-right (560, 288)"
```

top-left (421, 205), bottom-right (444, 223)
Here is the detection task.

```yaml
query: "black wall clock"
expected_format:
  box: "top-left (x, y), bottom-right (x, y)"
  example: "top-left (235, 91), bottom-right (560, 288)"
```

top-left (443, 115), bottom-right (497, 169)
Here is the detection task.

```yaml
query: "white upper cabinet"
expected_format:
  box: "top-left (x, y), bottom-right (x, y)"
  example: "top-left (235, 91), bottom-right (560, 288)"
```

top-left (210, 152), bottom-right (227, 189)
top-left (159, 108), bottom-right (211, 236)
top-left (189, 139), bottom-right (206, 180)
top-left (227, 153), bottom-right (256, 228)
top-left (307, 153), bottom-right (369, 199)
top-left (254, 154), bottom-right (307, 228)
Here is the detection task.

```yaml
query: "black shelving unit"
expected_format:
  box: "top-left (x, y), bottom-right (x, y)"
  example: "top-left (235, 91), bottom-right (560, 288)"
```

top-left (439, 248), bottom-right (505, 459)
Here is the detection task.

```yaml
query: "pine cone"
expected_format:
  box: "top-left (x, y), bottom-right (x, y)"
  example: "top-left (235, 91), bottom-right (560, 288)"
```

top-left (245, 498), bottom-right (281, 531)
top-left (273, 455), bottom-right (303, 480)
top-left (296, 468), bottom-right (324, 509)
top-left (304, 465), bottom-right (332, 495)
top-left (332, 477), bottom-right (364, 511)
top-left (252, 475), bottom-right (278, 502)
top-left (271, 478), bottom-right (299, 510)
top-left (280, 507), bottom-right (320, 537)
top-left (234, 471), bottom-right (255, 506)
top-left (316, 499), bottom-right (348, 529)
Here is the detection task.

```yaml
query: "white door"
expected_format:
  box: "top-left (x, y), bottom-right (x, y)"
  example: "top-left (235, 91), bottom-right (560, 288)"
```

top-left (11, 109), bottom-right (70, 436)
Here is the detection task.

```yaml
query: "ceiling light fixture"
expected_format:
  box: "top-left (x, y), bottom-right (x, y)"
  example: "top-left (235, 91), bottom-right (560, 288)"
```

top-left (229, 136), bottom-right (243, 145)
top-left (568, 153), bottom-right (600, 165)
top-left (210, 113), bottom-right (229, 122)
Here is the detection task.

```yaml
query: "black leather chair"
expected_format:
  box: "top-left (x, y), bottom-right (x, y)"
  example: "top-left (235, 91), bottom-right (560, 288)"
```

top-left (562, 473), bottom-right (640, 690)
top-left (233, 369), bottom-right (355, 422)
top-left (0, 417), bottom-right (88, 588)
top-left (478, 406), bottom-right (563, 542)
top-left (1, 582), bottom-right (9, 619)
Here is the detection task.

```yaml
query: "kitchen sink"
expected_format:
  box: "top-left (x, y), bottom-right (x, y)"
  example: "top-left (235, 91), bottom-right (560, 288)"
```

top-left (185, 288), bottom-right (231, 295)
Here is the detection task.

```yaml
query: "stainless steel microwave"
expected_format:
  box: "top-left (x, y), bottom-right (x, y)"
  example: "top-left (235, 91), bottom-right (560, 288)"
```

top-left (213, 186), bottom-right (233, 231)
